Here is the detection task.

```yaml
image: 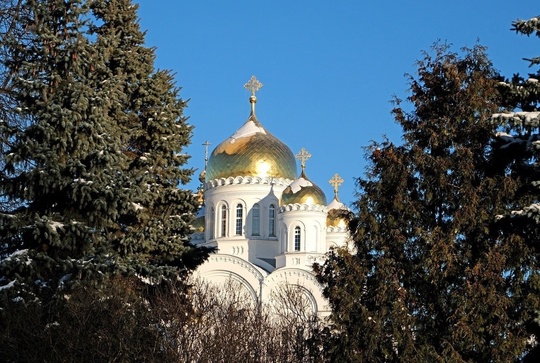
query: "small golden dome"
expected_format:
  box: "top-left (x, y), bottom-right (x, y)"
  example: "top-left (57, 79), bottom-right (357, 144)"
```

top-left (326, 173), bottom-right (350, 227)
top-left (193, 214), bottom-right (205, 232)
top-left (326, 204), bottom-right (350, 227)
top-left (196, 188), bottom-right (204, 206)
top-left (281, 171), bottom-right (327, 206)
top-left (198, 170), bottom-right (206, 184)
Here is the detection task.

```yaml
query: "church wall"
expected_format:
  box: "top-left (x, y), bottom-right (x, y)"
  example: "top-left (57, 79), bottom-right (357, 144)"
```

top-left (263, 267), bottom-right (331, 316)
top-left (278, 208), bottom-right (327, 254)
top-left (204, 181), bottom-right (288, 268)
top-left (191, 77), bottom-right (349, 319)
top-left (195, 254), bottom-right (267, 304)
top-left (326, 228), bottom-right (350, 250)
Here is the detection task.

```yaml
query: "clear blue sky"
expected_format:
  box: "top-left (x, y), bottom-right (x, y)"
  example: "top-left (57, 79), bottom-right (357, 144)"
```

top-left (135, 0), bottom-right (539, 207)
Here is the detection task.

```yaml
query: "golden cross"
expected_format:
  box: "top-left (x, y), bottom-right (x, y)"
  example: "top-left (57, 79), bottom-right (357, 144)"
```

top-left (329, 173), bottom-right (344, 196)
top-left (202, 140), bottom-right (211, 168)
top-left (244, 76), bottom-right (263, 97)
top-left (296, 147), bottom-right (311, 172)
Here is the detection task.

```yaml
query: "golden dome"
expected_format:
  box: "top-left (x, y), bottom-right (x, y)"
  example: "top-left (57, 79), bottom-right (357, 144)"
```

top-left (281, 171), bottom-right (327, 206)
top-left (326, 173), bottom-right (350, 227)
top-left (326, 203), bottom-right (350, 227)
top-left (205, 117), bottom-right (297, 181)
top-left (198, 169), bottom-right (206, 184)
top-left (206, 76), bottom-right (297, 182)
top-left (193, 214), bottom-right (205, 232)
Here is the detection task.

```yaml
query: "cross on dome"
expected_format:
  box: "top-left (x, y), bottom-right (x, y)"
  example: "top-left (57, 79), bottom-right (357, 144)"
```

top-left (244, 76), bottom-right (263, 97)
top-left (296, 147), bottom-right (312, 172)
top-left (244, 76), bottom-right (263, 116)
top-left (202, 140), bottom-right (211, 169)
top-left (329, 173), bottom-right (344, 198)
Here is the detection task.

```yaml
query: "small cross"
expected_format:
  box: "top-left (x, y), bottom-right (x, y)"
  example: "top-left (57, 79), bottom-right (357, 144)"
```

top-left (244, 76), bottom-right (263, 97)
top-left (329, 173), bottom-right (344, 195)
top-left (202, 140), bottom-right (211, 167)
top-left (296, 147), bottom-right (312, 172)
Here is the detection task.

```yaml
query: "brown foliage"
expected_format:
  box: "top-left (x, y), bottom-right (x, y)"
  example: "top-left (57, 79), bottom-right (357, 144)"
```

top-left (0, 276), bottom-right (323, 362)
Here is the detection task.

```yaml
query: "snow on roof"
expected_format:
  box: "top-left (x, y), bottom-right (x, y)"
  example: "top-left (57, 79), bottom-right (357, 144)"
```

top-left (288, 177), bottom-right (313, 193)
top-left (327, 198), bottom-right (346, 210)
top-left (229, 120), bottom-right (266, 144)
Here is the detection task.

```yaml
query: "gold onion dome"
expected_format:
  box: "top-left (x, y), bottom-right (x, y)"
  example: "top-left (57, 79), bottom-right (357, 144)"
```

top-left (326, 173), bottom-right (350, 227)
top-left (193, 214), bottom-right (205, 232)
top-left (281, 148), bottom-right (327, 206)
top-left (205, 76), bottom-right (297, 181)
top-left (281, 171), bottom-right (327, 206)
top-left (327, 204), bottom-right (349, 227)
top-left (198, 169), bottom-right (206, 184)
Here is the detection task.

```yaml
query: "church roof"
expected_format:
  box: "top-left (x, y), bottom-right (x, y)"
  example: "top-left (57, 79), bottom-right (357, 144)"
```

top-left (205, 77), bottom-right (297, 181)
top-left (281, 148), bottom-right (327, 206)
top-left (281, 170), bottom-right (327, 206)
top-left (326, 173), bottom-right (351, 227)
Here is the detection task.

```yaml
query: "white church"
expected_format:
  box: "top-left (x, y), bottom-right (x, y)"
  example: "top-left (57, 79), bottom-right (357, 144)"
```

top-left (191, 76), bottom-right (350, 316)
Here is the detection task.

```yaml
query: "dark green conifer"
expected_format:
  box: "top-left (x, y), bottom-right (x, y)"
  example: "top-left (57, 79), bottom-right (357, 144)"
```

top-left (316, 43), bottom-right (537, 362)
top-left (88, 0), bottom-right (209, 277)
top-left (491, 15), bottom-right (540, 362)
top-left (0, 0), bottom-right (207, 301)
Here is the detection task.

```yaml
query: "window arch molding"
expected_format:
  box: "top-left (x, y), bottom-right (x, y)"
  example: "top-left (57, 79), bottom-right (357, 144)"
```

top-left (252, 203), bottom-right (261, 237)
top-left (217, 201), bottom-right (229, 238)
top-left (235, 202), bottom-right (244, 236)
top-left (294, 226), bottom-right (301, 251)
top-left (289, 222), bottom-right (305, 252)
top-left (268, 204), bottom-right (277, 238)
top-left (207, 203), bottom-right (216, 240)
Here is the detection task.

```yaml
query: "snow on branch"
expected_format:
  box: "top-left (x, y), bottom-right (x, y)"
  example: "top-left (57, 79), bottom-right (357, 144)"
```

top-left (492, 111), bottom-right (540, 129)
top-left (0, 280), bottom-right (16, 291)
top-left (524, 57), bottom-right (540, 67)
top-left (511, 203), bottom-right (540, 223)
top-left (48, 220), bottom-right (65, 231)
top-left (512, 16), bottom-right (540, 37)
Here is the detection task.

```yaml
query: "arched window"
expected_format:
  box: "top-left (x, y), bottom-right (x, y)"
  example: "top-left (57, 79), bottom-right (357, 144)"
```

top-left (252, 203), bottom-right (260, 236)
top-left (220, 205), bottom-right (227, 237)
top-left (294, 226), bottom-right (301, 251)
top-left (235, 203), bottom-right (243, 235)
top-left (269, 204), bottom-right (276, 237)
top-left (209, 207), bottom-right (215, 239)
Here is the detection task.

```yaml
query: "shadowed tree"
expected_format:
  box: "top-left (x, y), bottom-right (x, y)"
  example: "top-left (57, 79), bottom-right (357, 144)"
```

top-left (491, 14), bottom-right (540, 363)
top-left (0, 0), bottom-right (208, 301)
top-left (315, 43), bottom-right (538, 362)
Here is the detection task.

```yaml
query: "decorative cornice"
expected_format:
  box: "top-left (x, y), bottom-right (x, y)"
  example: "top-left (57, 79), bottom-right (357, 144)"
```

top-left (206, 176), bottom-right (293, 189)
top-left (279, 203), bottom-right (327, 213)
top-left (207, 254), bottom-right (266, 281)
top-left (266, 267), bottom-right (322, 288)
top-left (326, 225), bottom-right (348, 233)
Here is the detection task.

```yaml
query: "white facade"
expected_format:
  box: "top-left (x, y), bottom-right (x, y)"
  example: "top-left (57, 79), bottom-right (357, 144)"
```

top-left (191, 78), bottom-right (349, 316)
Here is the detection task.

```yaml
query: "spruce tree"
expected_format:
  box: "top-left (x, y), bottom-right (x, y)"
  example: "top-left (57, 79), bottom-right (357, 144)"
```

top-left (0, 0), bottom-right (207, 302)
top-left (88, 0), bottom-right (209, 277)
top-left (491, 14), bottom-right (540, 362)
top-left (315, 44), bottom-right (538, 362)
top-left (0, 0), bottom-right (30, 209)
